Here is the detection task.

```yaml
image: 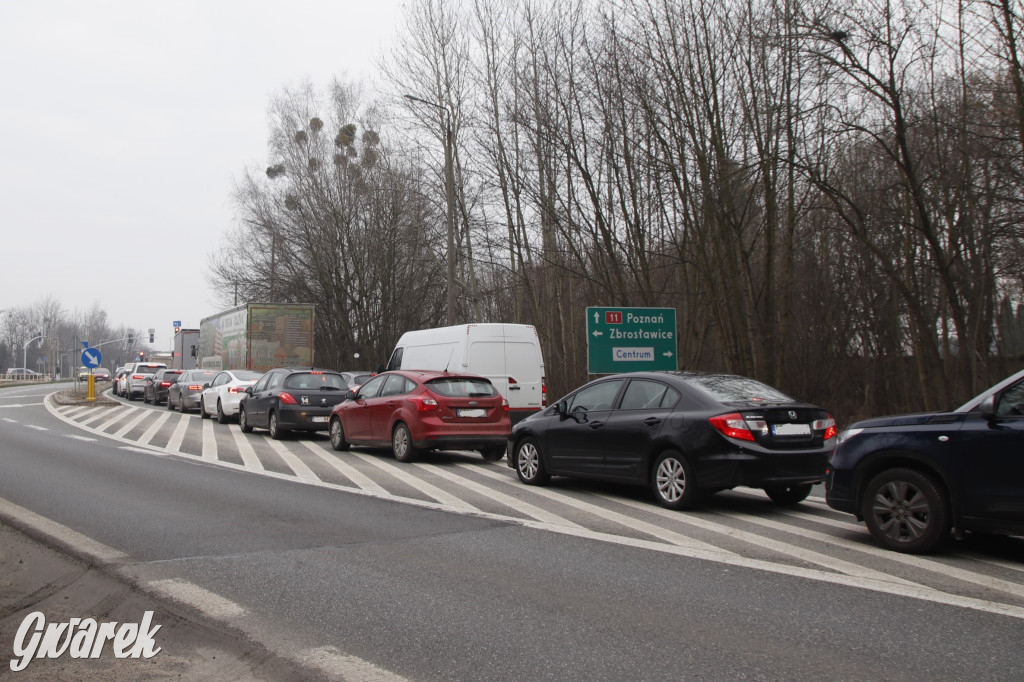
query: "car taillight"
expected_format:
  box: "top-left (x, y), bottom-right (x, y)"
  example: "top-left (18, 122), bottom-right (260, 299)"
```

top-left (187, 384), bottom-right (203, 391)
top-left (132, 375), bottom-right (144, 380)
top-left (415, 394), bottom-right (439, 411)
top-left (542, 378), bottom-right (547, 406)
top-left (708, 413), bottom-right (759, 442)
top-left (508, 377), bottom-right (517, 384)
top-left (228, 386), bottom-right (247, 393)
top-left (814, 415), bottom-right (838, 440)
top-left (502, 398), bottom-right (509, 412)
top-left (278, 392), bottom-right (298, 405)
top-left (160, 381), bottom-right (172, 387)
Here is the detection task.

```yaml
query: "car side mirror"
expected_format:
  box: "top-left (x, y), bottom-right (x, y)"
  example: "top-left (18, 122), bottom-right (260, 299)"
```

top-left (245, 386), bottom-right (253, 395)
top-left (556, 401), bottom-right (569, 420)
top-left (203, 383), bottom-right (211, 389)
top-left (980, 394), bottom-right (997, 419)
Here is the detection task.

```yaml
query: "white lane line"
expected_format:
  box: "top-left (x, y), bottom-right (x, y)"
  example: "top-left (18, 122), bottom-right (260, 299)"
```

top-left (298, 441), bottom-right (389, 494)
top-left (300, 646), bottom-right (408, 682)
top-left (64, 434), bottom-right (97, 442)
top-left (0, 495), bottom-right (128, 564)
top-left (95, 406), bottom-right (140, 433)
top-left (2, 418), bottom-right (16, 423)
top-left (166, 414), bottom-right (190, 452)
top-left (347, 451), bottom-right (479, 510)
top-left (266, 438), bottom-right (320, 481)
top-left (25, 425), bottom-right (47, 431)
top-left (599, 494), bottom-right (918, 587)
top-left (112, 409), bottom-right (150, 438)
top-left (470, 471), bottom-right (731, 554)
top-left (77, 407), bottom-right (112, 426)
top-left (716, 509), bottom-right (1024, 599)
top-left (59, 406), bottom-right (90, 417)
top-left (138, 412), bottom-right (172, 446)
top-left (202, 418), bottom-right (219, 461)
top-left (427, 463), bottom-right (584, 529)
top-left (0, 402), bottom-right (45, 408)
top-left (228, 426), bottom-right (263, 470)
top-left (147, 579), bottom-right (247, 620)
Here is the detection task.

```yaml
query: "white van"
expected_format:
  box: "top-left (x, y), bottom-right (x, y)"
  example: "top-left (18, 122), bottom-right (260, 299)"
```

top-left (385, 324), bottom-right (546, 423)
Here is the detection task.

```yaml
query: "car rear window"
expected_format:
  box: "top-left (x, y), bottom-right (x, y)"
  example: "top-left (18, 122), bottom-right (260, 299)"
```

top-left (685, 375), bottom-right (793, 403)
top-left (136, 365), bottom-right (164, 373)
top-left (426, 377), bottom-right (498, 398)
top-left (234, 370), bottom-right (263, 381)
top-left (184, 371), bottom-right (218, 382)
top-left (283, 372), bottom-right (346, 390)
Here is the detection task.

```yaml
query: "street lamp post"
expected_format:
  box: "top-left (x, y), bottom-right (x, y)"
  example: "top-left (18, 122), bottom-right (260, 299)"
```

top-left (404, 93), bottom-right (457, 326)
top-left (23, 332), bottom-right (43, 372)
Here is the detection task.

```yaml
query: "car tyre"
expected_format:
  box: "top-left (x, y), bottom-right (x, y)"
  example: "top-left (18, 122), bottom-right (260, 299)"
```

top-left (143, 390), bottom-right (150, 404)
top-left (200, 399), bottom-right (211, 419)
top-left (179, 395), bottom-right (187, 413)
top-left (216, 399), bottom-right (229, 424)
top-left (126, 390), bottom-right (134, 401)
top-left (329, 417), bottom-right (348, 451)
top-left (514, 438), bottom-right (550, 485)
top-left (862, 468), bottom-right (950, 554)
top-left (765, 484), bottom-right (813, 506)
top-left (480, 447), bottom-right (506, 462)
top-left (239, 406), bottom-right (252, 433)
top-left (269, 411), bottom-right (286, 440)
top-left (392, 423), bottom-right (419, 463)
top-left (651, 450), bottom-right (699, 510)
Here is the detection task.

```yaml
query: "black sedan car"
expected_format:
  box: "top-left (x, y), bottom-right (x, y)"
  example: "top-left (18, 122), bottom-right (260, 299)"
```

top-left (239, 367), bottom-right (348, 439)
top-left (508, 372), bottom-right (837, 509)
top-left (143, 368), bottom-right (183, 405)
top-left (826, 369), bottom-right (1024, 554)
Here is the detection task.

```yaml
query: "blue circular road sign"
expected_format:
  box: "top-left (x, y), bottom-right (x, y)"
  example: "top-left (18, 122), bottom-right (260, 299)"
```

top-left (80, 347), bottom-right (103, 368)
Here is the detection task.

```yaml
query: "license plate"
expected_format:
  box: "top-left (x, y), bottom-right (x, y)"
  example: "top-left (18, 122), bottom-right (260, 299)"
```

top-left (311, 416), bottom-right (329, 423)
top-left (772, 423), bottom-right (811, 436)
top-left (458, 408), bottom-right (486, 418)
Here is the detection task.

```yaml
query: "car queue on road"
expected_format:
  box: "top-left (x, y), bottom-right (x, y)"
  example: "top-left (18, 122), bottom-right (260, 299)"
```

top-left (97, 354), bottom-right (1024, 557)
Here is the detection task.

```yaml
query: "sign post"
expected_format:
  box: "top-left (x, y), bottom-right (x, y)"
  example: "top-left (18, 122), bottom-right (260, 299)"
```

top-left (586, 307), bottom-right (678, 374)
top-left (80, 346), bottom-right (102, 402)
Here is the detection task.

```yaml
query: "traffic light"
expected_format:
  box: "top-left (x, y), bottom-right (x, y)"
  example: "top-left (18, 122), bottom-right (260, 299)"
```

top-left (128, 333), bottom-right (134, 346)
top-left (149, 331), bottom-right (155, 343)
top-left (137, 351), bottom-right (144, 360)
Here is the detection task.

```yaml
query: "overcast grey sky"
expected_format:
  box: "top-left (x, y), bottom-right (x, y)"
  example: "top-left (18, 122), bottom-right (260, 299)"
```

top-left (0, 0), bottom-right (400, 349)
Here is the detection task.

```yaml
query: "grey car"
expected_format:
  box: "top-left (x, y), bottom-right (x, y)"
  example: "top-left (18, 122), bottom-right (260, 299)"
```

top-left (167, 369), bottom-right (220, 413)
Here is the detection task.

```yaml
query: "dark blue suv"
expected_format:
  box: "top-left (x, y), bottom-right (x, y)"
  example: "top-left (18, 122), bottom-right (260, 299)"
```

top-left (826, 370), bottom-right (1024, 553)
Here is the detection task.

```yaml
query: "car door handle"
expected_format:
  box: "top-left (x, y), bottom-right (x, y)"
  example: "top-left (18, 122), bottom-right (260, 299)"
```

top-left (509, 386), bottom-right (521, 390)
top-left (589, 421), bottom-right (604, 429)
top-left (644, 417), bottom-right (662, 426)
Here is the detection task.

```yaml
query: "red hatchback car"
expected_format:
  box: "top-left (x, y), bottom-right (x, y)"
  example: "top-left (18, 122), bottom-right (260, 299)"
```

top-left (328, 370), bottom-right (511, 462)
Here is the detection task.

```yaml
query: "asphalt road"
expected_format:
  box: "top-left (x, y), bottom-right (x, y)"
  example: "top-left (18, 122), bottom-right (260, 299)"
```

top-left (2, 382), bottom-right (1023, 680)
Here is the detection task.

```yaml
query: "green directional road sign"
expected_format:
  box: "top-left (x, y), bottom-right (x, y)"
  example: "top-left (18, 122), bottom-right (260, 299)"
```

top-left (587, 306), bottom-right (678, 374)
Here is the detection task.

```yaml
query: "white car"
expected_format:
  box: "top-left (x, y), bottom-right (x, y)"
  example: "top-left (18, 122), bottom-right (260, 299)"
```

top-left (124, 362), bottom-right (167, 401)
top-left (198, 369), bottom-right (264, 423)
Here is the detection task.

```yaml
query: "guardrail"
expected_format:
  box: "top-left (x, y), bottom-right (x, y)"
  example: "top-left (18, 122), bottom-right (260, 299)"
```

top-left (0, 374), bottom-right (54, 384)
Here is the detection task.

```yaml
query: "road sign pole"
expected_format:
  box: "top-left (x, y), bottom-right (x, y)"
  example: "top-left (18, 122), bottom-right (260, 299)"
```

top-left (87, 373), bottom-right (96, 402)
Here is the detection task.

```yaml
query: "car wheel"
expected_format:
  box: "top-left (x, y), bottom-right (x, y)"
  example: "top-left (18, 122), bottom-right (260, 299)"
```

top-left (200, 398), bottom-right (211, 419)
top-left (480, 446), bottom-right (506, 462)
top-left (166, 396), bottom-right (174, 410)
top-left (392, 423), bottom-right (419, 463)
top-left (217, 400), bottom-right (229, 424)
top-left (239, 406), bottom-right (252, 433)
top-left (765, 484), bottom-right (813, 506)
top-left (329, 417), bottom-right (348, 451)
top-left (269, 411), bottom-right (286, 440)
top-left (179, 395), bottom-right (187, 413)
top-left (651, 450), bottom-right (699, 510)
top-left (514, 438), bottom-right (549, 485)
top-left (126, 390), bottom-right (134, 401)
top-left (143, 390), bottom-right (150, 404)
top-left (862, 468), bottom-right (950, 554)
